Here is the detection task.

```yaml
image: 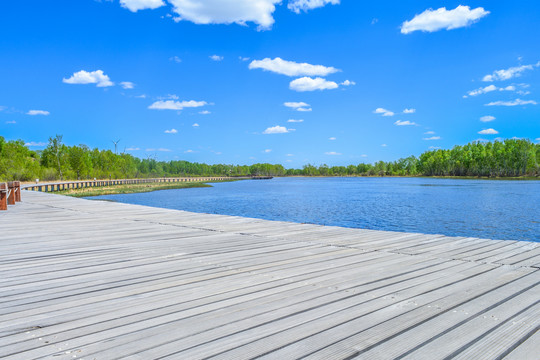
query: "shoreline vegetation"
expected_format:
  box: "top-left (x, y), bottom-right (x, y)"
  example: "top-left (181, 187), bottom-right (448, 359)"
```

top-left (1, 135), bottom-right (539, 182)
top-left (58, 181), bottom-right (214, 197)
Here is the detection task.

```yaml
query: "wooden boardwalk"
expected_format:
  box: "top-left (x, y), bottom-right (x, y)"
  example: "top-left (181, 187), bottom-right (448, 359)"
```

top-left (0, 192), bottom-right (539, 359)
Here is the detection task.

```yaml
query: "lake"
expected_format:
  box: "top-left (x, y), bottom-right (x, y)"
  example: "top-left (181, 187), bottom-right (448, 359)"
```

top-left (88, 177), bottom-right (540, 242)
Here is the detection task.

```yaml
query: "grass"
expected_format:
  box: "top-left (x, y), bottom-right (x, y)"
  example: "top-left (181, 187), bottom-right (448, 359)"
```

top-left (57, 181), bottom-right (215, 197)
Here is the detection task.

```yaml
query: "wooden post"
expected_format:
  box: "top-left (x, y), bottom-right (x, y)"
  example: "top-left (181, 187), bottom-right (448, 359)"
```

top-left (0, 183), bottom-right (7, 210)
top-left (7, 182), bottom-right (16, 205)
top-left (14, 181), bottom-right (21, 202)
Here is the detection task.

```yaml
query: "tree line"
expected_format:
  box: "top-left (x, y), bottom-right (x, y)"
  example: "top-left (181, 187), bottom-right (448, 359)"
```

top-left (1, 135), bottom-right (539, 182)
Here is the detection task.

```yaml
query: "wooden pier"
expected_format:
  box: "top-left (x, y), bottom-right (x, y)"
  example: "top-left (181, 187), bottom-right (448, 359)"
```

top-left (0, 191), bottom-right (539, 359)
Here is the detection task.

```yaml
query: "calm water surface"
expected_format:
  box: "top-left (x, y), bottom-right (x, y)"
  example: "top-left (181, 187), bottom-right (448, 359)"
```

top-left (89, 177), bottom-right (540, 242)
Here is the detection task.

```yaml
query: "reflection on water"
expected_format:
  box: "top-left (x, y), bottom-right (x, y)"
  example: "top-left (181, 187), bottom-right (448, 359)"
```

top-left (89, 177), bottom-right (540, 242)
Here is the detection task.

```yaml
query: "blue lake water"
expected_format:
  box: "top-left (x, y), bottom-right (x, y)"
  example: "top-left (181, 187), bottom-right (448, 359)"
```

top-left (88, 177), bottom-right (540, 242)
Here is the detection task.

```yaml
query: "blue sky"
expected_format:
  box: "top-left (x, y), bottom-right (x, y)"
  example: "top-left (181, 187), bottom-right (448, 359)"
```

top-left (1, 1), bottom-right (539, 167)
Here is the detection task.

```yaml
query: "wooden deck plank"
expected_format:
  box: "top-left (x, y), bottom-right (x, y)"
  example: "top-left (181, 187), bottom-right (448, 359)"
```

top-left (0, 191), bottom-right (538, 360)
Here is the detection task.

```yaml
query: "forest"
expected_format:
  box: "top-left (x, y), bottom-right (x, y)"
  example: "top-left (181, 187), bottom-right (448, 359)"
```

top-left (1, 135), bottom-right (539, 182)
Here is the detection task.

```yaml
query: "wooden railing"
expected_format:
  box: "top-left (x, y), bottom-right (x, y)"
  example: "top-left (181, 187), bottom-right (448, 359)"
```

top-left (1, 181), bottom-right (21, 211)
top-left (21, 177), bottom-right (234, 193)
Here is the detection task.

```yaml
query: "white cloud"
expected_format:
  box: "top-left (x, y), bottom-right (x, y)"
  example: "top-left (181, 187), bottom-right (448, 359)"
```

top-left (403, 108), bottom-right (416, 114)
top-left (210, 55), bottom-right (224, 61)
top-left (120, 81), bottom-right (135, 89)
top-left (135, 94), bottom-right (147, 98)
top-left (146, 148), bottom-right (172, 152)
top-left (164, 128), bottom-right (178, 134)
top-left (325, 151), bottom-right (341, 155)
top-left (25, 141), bottom-right (47, 147)
top-left (169, 56), bottom-right (182, 63)
top-left (424, 131), bottom-right (435, 135)
top-left (5, 120), bottom-right (16, 124)
top-left (467, 84), bottom-right (497, 97)
top-left (192, 123), bottom-right (200, 127)
top-left (184, 149), bottom-right (195, 153)
top-left (381, 144), bottom-right (387, 147)
top-left (485, 99), bottom-right (537, 106)
top-left (199, 110), bottom-right (211, 114)
top-left (239, 56), bottom-right (250, 61)
top-left (429, 146), bottom-right (441, 150)
top-left (341, 80), bottom-right (355, 86)
top-left (126, 147), bottom-right (140, 151)
top-left (536, 138), bottom-right (540, 142)
top-left (290, 77), bottom-right (338, 92)
top-left (27, 110), bottom-right (50, 116)
top-left (478, 128), bottom-right (499, 135)
top-left (264, 149), bottom-right (272, 153)
top-left (394, 120), bottom-right (417, 126)
top-left (249, 57), bottom-right (339, 77)
top-left (466, 84), bottom-right (522, 97)
top-left (120, 0), bottom-right (165, 12)
top-left (374, 108), bottom-right (394, 117)
top-left (483, 62), bottom-right (539, 82)
top-left (168, 0), bottom-right (281, 30)
top-left (287, 119), bottom-right (304, 123)
top-left (148, 100), bottom-right (207, 110)
top-left (480, 115), bottom-right (496, 122)
top-left (360, 154), bottom-right (368, 157)
top-left (288, 0), bottom-right (340, 14)
top-left (263, 125), bottom-right (291, 134)
top-left (329, 137), bottom-right (336, 140)
top-left (423, 136), bottom-right (441, 140)
top-left (286, 153), bottom-right (294, 156)
top-left (401, 5), bottom-right (489, 34)
top-left (63, 70), bottom-right (114, 87)
top-left (284, 101), bottom-right (312, 112)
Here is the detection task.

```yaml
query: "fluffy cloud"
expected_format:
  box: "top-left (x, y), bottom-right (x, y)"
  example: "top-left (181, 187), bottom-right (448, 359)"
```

top-left (466, 84), bottom-right (521, 97)
top-left (192, 123), bottom-right (200, 127)
top-left (164, 128), bottom-right (178, 134)
top-left (120, 0), bottom-right (165, 12)
top-left (423, 136), bottom-right (441, 140)
top-left (485, 99), bottom-right (537, 106)
top-left (169, 56), bottom-right (182, 63)
top-left (199, 110), bottom-right (211, 115)
top-left (120, 81), bottom-right (135, 89)
top-left (403, 108), bottom-right (416, 114)
top-left (63, 70), bottom-right (114, 87)
top-left (126, 147), bottom-right (140, 151)
top-left (168, 0), bottom-right (281, 30)
top-left (284, 101), bottom-right (312, 111)
top-left (287, 119), bottom-right (304, 123)
top-left (480, 115), bottom-right (496, 122)
top-left (249, 57), bottom-right (339, 77)
top-left (329, 137), bottom-right (336, 140)
top-left (5, 120), bottom-right (16, 124)
top-left (210, 55), bottom-right (224, 61)
top-left (289, 77), bottom-right (338, 92)
top-left (148, 100), bottom-right (207, 110)
top-left (373, 108), bottom-right (394, 117)
top-left (25, 141), bottom-right (47, 147)
top-left (263, 125), bottom-right (292, 134)
top-left (467, 84), bottom-right (497, 97)
top-left (483, 62), bottom-right (539, 82)
top-left (424, 131), bottom-right (435, 135)
top-left (288, 0), bottom-right (340, 14)
top-left (341, 80), bottom-right (355, 86)
top-left (478, 128), bottom-right (498, 135)
top-left (394, 120), bottom-right (417, 126)
top-left (325, 151), bottom-right (341, 155)
top-left (401, 5), bottom-right (489, 34)
top-left (146, 148), bottom-right (171, 152)
top-left (264, 149), bottom-right (272, 153)
top-left (27, 110), bottom-right (50, 116)
top-left (381, 144), bottom-right (387, 147)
